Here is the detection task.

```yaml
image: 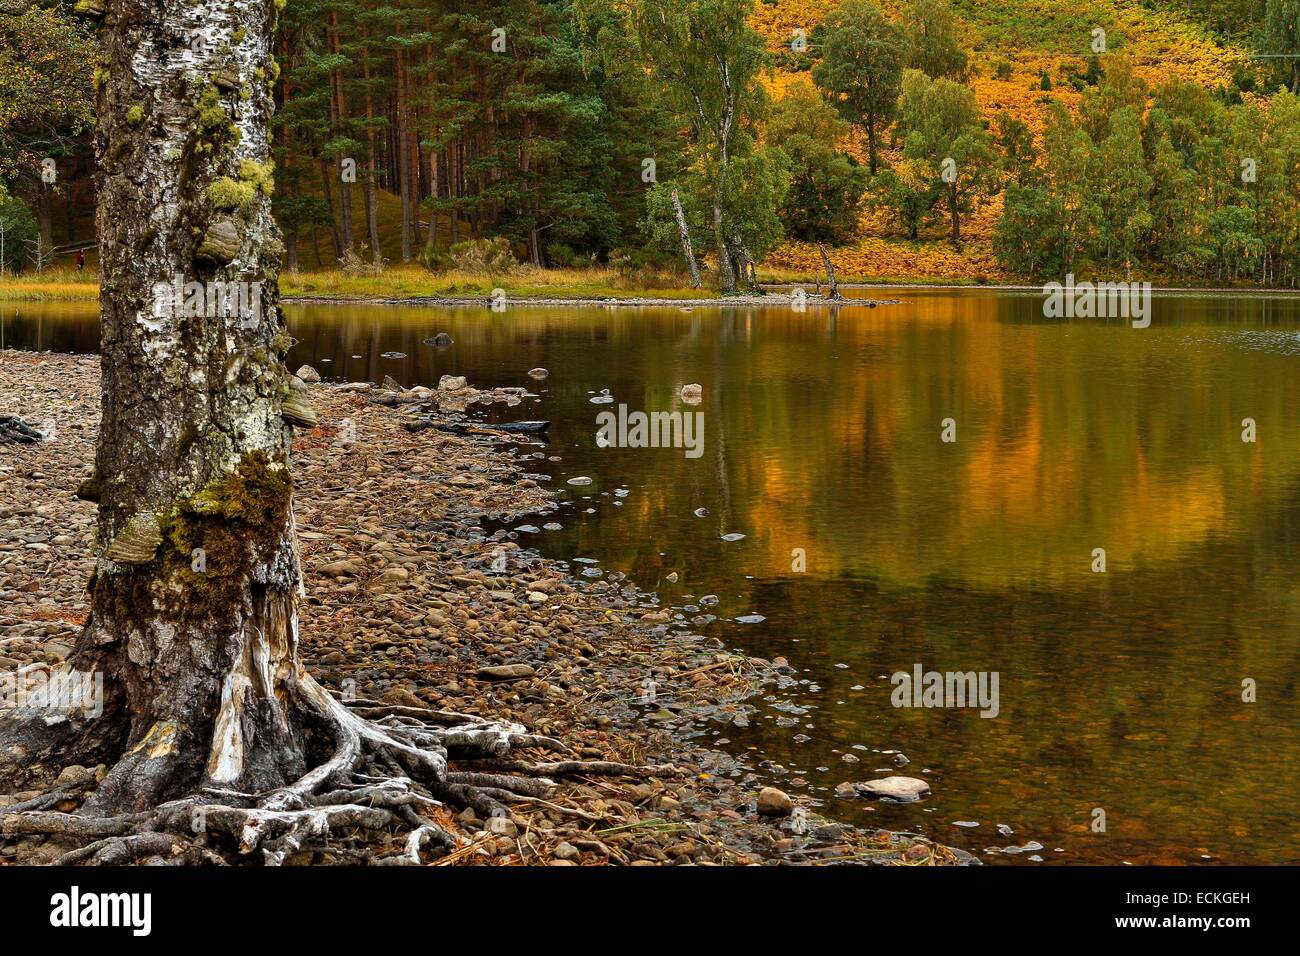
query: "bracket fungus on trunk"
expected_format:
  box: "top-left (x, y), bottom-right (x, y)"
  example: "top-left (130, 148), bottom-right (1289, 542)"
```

top-left (197, 216), bottom-right (242, 263)
top-left (103, 513), bottom-right (163, 566)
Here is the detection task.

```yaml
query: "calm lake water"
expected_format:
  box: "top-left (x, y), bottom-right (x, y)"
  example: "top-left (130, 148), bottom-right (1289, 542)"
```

top-left (4, 288), bottom-right (1300, 865)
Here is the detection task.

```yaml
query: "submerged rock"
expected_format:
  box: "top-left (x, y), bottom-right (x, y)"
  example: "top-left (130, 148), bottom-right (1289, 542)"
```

top-left (852, 776), bottom-right (931, 802)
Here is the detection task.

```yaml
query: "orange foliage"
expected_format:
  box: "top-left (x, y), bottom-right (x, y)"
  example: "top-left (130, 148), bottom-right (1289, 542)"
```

top-left (753, 0), bottom-right (1248, 279)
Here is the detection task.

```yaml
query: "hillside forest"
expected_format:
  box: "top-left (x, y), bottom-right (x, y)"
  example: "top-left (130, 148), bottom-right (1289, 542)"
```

top-left (2, 0), bottom-right (1299, 288)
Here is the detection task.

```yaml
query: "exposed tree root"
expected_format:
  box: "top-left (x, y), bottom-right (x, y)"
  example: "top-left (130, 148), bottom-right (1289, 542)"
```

top-left (0, 673), bottom-right (672, 866)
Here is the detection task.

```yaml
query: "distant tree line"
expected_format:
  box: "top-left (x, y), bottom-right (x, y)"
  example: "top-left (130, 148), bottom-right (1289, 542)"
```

top-left (5, 0), bottom-right (1300, 287)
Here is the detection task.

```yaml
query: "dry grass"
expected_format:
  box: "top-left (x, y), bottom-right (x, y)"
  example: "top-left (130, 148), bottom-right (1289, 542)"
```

top-left (0, 267), bottom-right (99, 301)
top-left (0, 264), bottom-right (721, 303)
top-left (281, 263), bottom-right (719, 301)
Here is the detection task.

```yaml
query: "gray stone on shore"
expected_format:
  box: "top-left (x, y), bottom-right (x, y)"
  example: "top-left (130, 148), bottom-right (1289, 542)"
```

top-left (439, 374), bottom-right (467, 391)
top-left (296, 365), bottom-right (321, 383)
top-left (319, 558), bottom-right (366, 577)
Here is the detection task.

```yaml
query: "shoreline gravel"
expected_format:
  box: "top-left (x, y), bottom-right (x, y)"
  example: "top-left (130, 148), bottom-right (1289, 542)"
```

top-left (0, 349), bottom-right (966, 866)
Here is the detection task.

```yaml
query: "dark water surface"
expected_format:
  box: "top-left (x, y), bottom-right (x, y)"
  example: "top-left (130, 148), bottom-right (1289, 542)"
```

top-left (5, 289), bottom-right (1300, 864)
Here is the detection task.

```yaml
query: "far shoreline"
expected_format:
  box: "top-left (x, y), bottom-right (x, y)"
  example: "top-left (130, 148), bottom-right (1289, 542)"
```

top-left (5, 278), bottom-right (1300, 307)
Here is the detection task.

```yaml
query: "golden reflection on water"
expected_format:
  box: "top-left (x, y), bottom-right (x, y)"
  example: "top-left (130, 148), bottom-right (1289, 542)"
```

top-left (6, 289), bottom-right (1300, 863)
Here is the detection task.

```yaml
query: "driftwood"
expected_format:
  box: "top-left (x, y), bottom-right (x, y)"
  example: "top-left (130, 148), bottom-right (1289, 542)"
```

top-left (405, 419), bottom-right (549, 436)
top-left (0, 415), bottom-right (45, 444)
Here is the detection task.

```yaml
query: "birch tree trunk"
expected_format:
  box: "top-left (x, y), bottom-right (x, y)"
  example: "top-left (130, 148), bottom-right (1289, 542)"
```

top-left (948, 182), bottom-right (961, 244)
top-left (0, 0), bottom-right (310, 814)
top-left (670, 188), bottom-right (700, 288)
top-left (713, 202), bottom-right (735, 293)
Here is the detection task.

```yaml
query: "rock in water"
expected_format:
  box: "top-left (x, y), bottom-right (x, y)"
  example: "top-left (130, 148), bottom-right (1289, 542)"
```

top-left (295, 364), bottom-right (321, 383)
top-left (681, 383), bottom-right (703, 404)
top-left (527, 367), bottom-right (549, 379)
top-left (494, 420), bottom-right (549, 433)
top-left (756, 787), bottom-right (793, 817)
top-left (853, 776), bottom-right (931, 802)
top-left (424, 332), bottom-right (453, 347)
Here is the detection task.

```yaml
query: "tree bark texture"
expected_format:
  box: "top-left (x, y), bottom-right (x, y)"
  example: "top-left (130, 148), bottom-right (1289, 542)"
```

top-left (0, 0), bottom-right (313, 814)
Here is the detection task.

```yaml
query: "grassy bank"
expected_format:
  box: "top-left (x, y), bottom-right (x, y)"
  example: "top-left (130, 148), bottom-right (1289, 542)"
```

top-left (6, 264), bottom-right (1299, 304)
top-left (281, 264), bottom-right (719, 301)
top-left (0, 268), bottom-right (99, 301)
top-left (0, 264), bottom-right (722, 303)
